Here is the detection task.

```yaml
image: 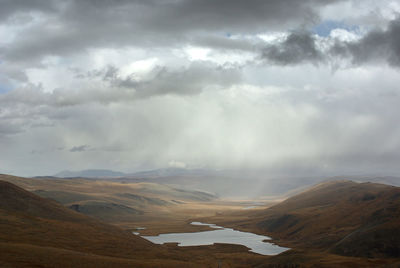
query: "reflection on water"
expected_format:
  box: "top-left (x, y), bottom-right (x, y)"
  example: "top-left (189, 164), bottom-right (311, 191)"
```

top-left (139, 222), bottom-right (289, 255)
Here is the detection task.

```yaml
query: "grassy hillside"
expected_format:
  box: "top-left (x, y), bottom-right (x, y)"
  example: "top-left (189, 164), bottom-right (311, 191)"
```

top-left (250, 180), bottom-right (400, 258)
top-left (197, 180), bottom-right (400, 266)
top-left (0, 181), bottom-right (179, 264)
top-left (0, 177), bottom-right (272, 267)
top-left (0, 174), bottom-right (216, 224)
top-left (3, 173), bottom-right (400, 267)
top-left (1, 180), bottom-right (260, 267)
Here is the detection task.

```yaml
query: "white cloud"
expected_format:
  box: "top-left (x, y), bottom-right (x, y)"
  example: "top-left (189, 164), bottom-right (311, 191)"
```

top-left (118, 58), bottom-right (160, 79)
top-left (329, 29), bottom-right (362, 42)
top-left (184, 46), bottom-right (210, 61)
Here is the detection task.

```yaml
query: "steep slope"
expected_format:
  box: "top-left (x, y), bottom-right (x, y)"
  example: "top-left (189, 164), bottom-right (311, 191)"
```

top-left (0, 180), bottom-right (191, 267)
top-left (0, 179), bottom-right (85, 221)
top-left (250, 180), bottom-right (400, 258)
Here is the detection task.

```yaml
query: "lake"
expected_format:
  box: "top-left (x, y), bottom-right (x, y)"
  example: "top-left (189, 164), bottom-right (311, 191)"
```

top-left (138, 222), bottom-right (289, 255)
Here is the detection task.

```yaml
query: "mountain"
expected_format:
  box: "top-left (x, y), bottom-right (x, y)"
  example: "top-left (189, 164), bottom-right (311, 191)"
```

top-left (123, 168), bottom-right (323, 198)
top-left (327, 175), bottom-right (400, 187)
top-left (54, 169), bottom-right (127, 178)
top-left (53, 167), bottom-right (400, 199)
top-left (127, 168), bottom-right (400, 199)
top-left (243, 180), bottom-right (400, 258)
top-left (128, 167), bottom-right (205, 178)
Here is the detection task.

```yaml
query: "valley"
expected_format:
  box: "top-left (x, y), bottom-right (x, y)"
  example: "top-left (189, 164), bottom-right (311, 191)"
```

top-left (2, 1), bottom-right (400, 267)
top-left (1, 173), bottom-right (400, 267)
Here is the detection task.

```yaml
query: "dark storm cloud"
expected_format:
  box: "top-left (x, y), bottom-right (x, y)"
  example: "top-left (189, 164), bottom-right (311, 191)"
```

top-left (2, 0), bottom-right (399, 68)
top-left (262, 31), bottom-right (324, 65)
top-left (1, 0), bottom-right (343, 63)
top-left (152, 0), bottom-right (325, 32)
top-left (0, 62), bottom-right (242, 108)
top-left (259, 17), bottom-right (400, 67)
top-left (113, 63), bottom-right (242, 97)
top-left (0, 0), bottom-right (58, 22)
top-left (330, 17), bottom-right (400, 67)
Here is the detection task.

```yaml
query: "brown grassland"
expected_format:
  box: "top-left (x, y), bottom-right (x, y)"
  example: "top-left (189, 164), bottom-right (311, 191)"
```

top-left (1, 174), bottom-right (400, 267)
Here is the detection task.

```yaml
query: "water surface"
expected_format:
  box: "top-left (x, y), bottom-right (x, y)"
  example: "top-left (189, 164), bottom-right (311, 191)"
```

top-left (139, 222), bottom-right (289, 255)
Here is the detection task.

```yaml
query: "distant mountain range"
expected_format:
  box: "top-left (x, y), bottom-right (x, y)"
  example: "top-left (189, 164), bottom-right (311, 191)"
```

top-left (53, 168), bottom-right (212, 179)
top-left (52, 168), bottom-right (400, 199)
top-left (54, 169), bottom-right (127, 178)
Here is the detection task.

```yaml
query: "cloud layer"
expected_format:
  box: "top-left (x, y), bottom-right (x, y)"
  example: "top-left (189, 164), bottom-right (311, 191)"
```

top-left (1, 0), bottom-right (400, 176)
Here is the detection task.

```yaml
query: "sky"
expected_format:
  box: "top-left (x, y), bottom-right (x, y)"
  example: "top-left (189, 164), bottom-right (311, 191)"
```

top-left (1, 0), bottom-right (400, 177)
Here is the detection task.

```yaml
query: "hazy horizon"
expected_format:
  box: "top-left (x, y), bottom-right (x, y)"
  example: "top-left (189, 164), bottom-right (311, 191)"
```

top-left (1, 0), bottom-right (400, 177)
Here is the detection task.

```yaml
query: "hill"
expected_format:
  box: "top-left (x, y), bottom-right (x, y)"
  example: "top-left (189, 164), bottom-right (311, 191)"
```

top-left (0, 176), bottom-right (278, 267)
top-left (245, 180), bottom-right (400, 258)
top-left (0, 174), bottom-right (216, 224)
top-left (0, 180), bottom-right (195, 267)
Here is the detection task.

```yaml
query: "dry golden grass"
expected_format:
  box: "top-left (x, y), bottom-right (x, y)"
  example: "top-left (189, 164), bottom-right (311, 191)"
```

top-left (200, 180), bottom-right (400, 266)
top-left (0, 242), bottom-right (193, 268)
top-left (0, 179), bottom-right (269, 267)
top-left (2, 175), bottom-right (400, 267)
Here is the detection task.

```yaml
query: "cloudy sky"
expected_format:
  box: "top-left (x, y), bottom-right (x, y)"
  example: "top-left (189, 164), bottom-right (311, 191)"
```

top-left (1, 0), bottom-right (400, 176)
